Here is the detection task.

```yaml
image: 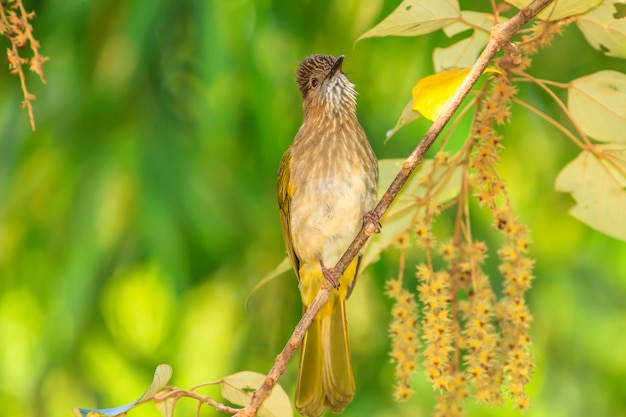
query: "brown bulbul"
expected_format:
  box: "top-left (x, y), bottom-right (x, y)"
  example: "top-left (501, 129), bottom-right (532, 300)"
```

top-left (277, 54), bottom-right (378, 416)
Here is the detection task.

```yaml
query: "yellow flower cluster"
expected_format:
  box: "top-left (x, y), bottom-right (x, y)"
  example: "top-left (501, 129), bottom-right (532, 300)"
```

top-left (496, 219), bottom-right (535, 410)
top-left (459, 269), bottom-right (503, 406)
top-left (383, 20), bottom-right (566, 415)
top-left (516, 20), bottom-right (566, 70)
top-left (0, 0), bottom-right (48, 130)
top-left (386, 277), bottom-right (420, 402)
top-left (417, 265), bottom-right (454, 393)
top-left (466, 47), bottom-right (543, 408)
top-left (432, 371), bottom-right (468, 417)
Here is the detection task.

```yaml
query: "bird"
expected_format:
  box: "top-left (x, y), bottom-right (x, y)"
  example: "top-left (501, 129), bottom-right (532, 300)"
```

top-left (277, 54), bottom-right (378, 416)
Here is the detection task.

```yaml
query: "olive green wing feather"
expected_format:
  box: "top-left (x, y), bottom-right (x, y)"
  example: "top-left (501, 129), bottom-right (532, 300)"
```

top-left (277, 148), bottom-right (300, 280)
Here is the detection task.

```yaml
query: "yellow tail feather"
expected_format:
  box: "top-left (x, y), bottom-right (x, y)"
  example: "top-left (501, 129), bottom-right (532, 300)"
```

top-left (295, 291), bottom-right (355, 416)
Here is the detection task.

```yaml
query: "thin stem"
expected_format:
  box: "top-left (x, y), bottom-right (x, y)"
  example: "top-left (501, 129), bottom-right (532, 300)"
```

top-left (491, 0), bottom-right (499, 24)
top-left (397, 237), bottom-right (407, 285)
top-left (459, 17), bottom-right (491, 34)
top-left (597, 150), bottom-right (626, 183)
top-left (513, 76), bottom-right (570, 89)
top-left (513, 68), bottom-right (593, 149)
top-left (152, 388), bottom-right (242, 414)
top-left (512, 97), bottom-right (585, 149)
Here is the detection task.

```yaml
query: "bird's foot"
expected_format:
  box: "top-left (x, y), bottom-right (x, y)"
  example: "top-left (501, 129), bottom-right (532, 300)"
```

top-left (320, 260), bottom-right (340, 289)
top-left (363, 210), bottom-right (381, 235)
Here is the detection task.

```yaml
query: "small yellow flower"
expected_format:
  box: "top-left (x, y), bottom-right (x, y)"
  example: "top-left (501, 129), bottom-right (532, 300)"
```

top-left (476, 189), bottom-right (493, 206)
top-left (498, 245), bottom-right (518, 262)
top-left (509, 381), bottom-right (524, 397)
top-left (477, 388), bottom-right (494, 404)
top-left (515, 395), bottom-right (530, 410)
top-left (393, 382), bottom-right (413, 402)
top-left (493, 82), bottom-right (517, 100)
top-left (389, 321), bottom-right (403, 336)
top-left (416, 222), bottom-right (429, 237)
top-left (392, 304), bottom-right (409, 320)
top-left (435, 151), bottom-right (449, 166)
top-left (402, 360), bottom-right (416, 374)
top-left (494, 106), bottom-right (511, 125)
top-left (390, 349), bottom-right (406, 364)
top-left (385, 278), bottom-right (402, 296)
top-left (473, 124), bottom-right (492, 138)
top-left (440, 241), bottom-right (456, 261)
top-left (505, 221), bottom-right (520, 236)
top-left (399, 291), bottom-right (416, 307)
top-left (416, 263), bottom-right (432, 281)
top-left (400, 329), bottom-right (417, 344)
top-left (427, 366), bottom-right (442, 381)
top-left (478, 146), bottom-right (493, 160)
top-left (470, 241), bottom-right (488, 262)
top-left (433, 375), bottom-right (449, 391)
top-left (516, 236), bottom-right (530, 252)
top-left (490, 179), bottom-right (506, 195)
top-left (517, 333), bottom-right (531, 347)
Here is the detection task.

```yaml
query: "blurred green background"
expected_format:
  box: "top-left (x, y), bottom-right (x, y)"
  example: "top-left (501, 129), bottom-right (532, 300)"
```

top-left (1, 0), bottom-right (626, 416)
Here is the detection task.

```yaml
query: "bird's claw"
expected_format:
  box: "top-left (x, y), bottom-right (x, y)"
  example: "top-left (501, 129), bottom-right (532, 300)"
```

top-left (320, 260), bottom-right (340, 289)
top-left (364, 211), bottom-right (381, 234)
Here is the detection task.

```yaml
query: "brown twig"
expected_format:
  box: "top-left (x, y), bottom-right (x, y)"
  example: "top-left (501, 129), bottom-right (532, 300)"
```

top-left (154, 387), bottom-right (242, 415)
top-left (235, 1), bottom-right (554, 415)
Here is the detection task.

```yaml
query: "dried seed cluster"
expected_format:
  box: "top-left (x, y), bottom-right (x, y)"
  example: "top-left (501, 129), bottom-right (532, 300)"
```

top-left (1, 0), bottom-right (48, 130)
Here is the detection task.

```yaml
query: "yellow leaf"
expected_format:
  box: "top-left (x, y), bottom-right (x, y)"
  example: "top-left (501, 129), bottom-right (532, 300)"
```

top-left (412, 67), bottom-right (500, 121)
top-left (505, 0), bottom-right (602, 21)
top-left (577, 1), bottom-right (626, 59)
top-left (357, 0), bottom-right (459, 42)
top-left (221, 371), bottom-right (293, 417)
top-left (568, 70), bottom-right (626, 143)
top-left (555, 145), bottom-right (626, 241)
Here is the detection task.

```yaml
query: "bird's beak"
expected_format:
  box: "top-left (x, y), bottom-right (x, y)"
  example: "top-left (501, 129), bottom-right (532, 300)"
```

top-left (325, 55), bottom-right (345, 81)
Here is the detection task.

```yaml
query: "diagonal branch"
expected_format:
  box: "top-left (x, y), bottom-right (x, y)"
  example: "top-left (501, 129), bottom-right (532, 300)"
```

top-left (234, 0), bottom-right (554, 415)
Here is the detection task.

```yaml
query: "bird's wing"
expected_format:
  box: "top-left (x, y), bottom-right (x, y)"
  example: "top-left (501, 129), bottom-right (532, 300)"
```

top-left (277, 148), bottom-right (301, 280)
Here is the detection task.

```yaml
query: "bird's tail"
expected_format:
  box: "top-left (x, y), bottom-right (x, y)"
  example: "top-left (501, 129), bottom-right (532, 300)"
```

top-left (295, 291), bottom-right (355, 416)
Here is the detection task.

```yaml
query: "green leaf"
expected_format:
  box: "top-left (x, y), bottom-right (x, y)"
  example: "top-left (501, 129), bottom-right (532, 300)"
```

top-left (246, 256), bottom-right (292, 307)
top-left (568, 70), bottom-right (626, 143)
top-left (505, 0), bottom-right (602, 21)
top-left (555, 145), bottom-right (626, 241)
top-left (73, 364), bottom-right (173, 417)
top-left (577, 0), bottom-right (626, 59)
top-left (362, 158), bottom-right (463, 269)
top-left (385, 98), bottom-right (421, 142)
top-left (433, 11), bottom-right (500, 72)
top-left (356, 0), bottom-right (459, 41)
top-left (221, 371), bottom-right (293, 417)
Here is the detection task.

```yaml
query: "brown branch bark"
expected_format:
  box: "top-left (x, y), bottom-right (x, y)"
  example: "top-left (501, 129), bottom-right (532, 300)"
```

top-left (234, 0), bottom-right (554, 415)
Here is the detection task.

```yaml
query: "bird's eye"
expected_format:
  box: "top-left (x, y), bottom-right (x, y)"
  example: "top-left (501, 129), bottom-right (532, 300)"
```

top-left (311, 77), bottom-right (319, 88)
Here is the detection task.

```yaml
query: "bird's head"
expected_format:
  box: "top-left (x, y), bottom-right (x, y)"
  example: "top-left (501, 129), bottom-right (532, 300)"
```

top-left (296, 54), bottom-right (357, 117)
